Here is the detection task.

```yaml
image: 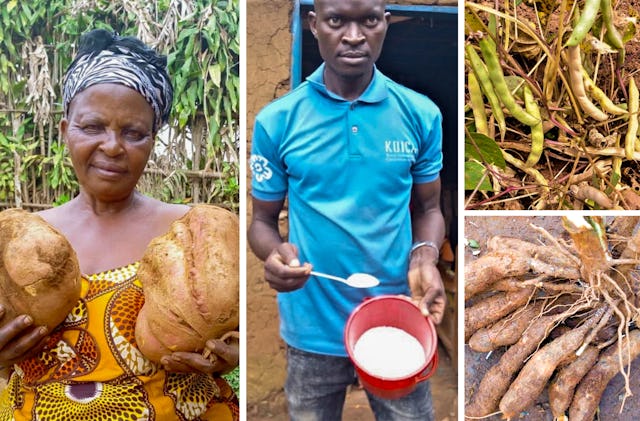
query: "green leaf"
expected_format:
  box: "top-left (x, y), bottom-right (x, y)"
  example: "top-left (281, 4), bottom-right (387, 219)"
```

top-left (504, 75), bottom-right (526, 100)
top-left (21, 3), bottom-right (33, 24)
top-left (467, 239), bottom-right (480, 249)
top-left (465, 132), bottom-right (506, 169)
top-left (0, 54), bottom-right (7, 73)
top-left (186, 84), bottom-right (198, 110)
top-left (185, 36), bottom-right (194, 58)
top-left (166, 51), bottom-right (177, 68)
top-left (622, 18), bottom-right (637, 44)
top-left (180, 56), bottom-right (193, 74)
top-left (465, 161), bottom-right (494, 191)
top-left (464, 8), bottom-right (484, 34)
top-left (53, 193), bottom-right (71, 206)
top-left (177, 27), bottom-right (198, 43)
top-left (606, 171), bottom-right (620, 195)
top-left (11, 80), bottom-right (26, 97)
top-left (208, 63), bottom-right (221, 88)
top-left (7, 0), bottom-right (17, 12)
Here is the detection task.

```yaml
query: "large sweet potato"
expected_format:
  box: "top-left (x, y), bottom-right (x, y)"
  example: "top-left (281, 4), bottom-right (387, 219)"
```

top-left (134, 205), bottom-right (239, 362)
top-left (0, 208), bottom-right (81, 330)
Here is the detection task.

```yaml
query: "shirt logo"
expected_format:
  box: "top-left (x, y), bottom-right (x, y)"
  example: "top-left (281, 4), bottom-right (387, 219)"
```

top-left (250, 154), bottom-right (273, 182)
top-left (385, 140), bottom-right (417, 161)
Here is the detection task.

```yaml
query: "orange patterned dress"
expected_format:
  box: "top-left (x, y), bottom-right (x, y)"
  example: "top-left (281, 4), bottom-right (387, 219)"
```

top-left (0, 263), bottom-right (239, 421)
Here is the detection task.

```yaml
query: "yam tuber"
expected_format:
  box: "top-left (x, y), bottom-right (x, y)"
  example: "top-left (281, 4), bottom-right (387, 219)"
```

top-left (134, 205), bottom-right (239, 363)
top-left (0, 208), bottom-right (81, 330)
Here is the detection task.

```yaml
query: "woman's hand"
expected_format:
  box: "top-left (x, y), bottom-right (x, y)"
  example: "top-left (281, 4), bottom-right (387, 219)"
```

top-left (160, 331), bottom-right (239, 375)
top-left (0, 305), bottom-right (49, 368)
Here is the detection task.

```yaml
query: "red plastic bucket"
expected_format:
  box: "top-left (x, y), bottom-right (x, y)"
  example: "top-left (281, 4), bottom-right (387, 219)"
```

top-left (344, 295), bottom-right (438, 399)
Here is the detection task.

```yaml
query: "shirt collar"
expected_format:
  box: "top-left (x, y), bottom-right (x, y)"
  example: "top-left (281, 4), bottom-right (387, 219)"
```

top-left (306, 63), bottom-right (388, 103)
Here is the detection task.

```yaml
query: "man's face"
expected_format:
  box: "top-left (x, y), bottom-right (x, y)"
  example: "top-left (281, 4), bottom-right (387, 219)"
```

top-left (309, 0), bottom-right (390, 81)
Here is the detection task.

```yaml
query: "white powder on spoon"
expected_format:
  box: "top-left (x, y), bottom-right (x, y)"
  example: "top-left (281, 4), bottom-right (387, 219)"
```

top-left (353, 326), bottom-right (426, 379)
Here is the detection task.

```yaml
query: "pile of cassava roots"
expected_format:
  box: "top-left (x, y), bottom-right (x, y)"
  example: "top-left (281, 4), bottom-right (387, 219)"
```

top-left (465, 216), bottom-right (640, 420)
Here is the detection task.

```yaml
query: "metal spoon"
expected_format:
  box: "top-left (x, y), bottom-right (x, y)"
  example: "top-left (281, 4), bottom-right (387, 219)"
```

top-left (310, 271), bottom-right (380, 288)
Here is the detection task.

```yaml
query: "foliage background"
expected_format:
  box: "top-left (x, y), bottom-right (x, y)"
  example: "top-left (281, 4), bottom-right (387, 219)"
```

top-left (0, 0), bottom-right (239, 211)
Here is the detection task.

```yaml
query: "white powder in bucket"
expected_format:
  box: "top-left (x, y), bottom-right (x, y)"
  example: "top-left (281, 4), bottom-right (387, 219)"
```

top-left (353, 326), bottom-right (426, 379)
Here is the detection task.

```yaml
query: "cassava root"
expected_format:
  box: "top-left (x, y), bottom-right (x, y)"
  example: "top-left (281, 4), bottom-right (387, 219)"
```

top-left (466, 217), bottom-right (640, 419)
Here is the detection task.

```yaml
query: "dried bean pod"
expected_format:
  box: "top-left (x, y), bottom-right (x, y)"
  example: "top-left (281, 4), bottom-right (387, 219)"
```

top-left (626, 77), bottom-right (638, 159)
top-left (566, 45), bottom-right (609, 121)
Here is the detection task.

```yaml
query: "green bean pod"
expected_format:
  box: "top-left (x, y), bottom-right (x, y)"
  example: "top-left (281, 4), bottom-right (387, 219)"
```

top-left (626, 77), bottom-right (639, 159)
top-left (466, 44), bottom-right (506, 139)
top-left (468, 71), bottom-right (489, 136)
top-left (601, 0), bottom-right (624, 50)
top-left (478, 37), bottom-right (539, 127)
top-left (566, 0), bottom-right (602, 47)
top-left (524, 86), bottom-right (544, 168)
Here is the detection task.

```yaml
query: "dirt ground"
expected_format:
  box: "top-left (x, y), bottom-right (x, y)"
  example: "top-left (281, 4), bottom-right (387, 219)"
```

top-left (464, 216), bottom-right (640, 420)
top-left (247, 342), bottom-right (458, 421)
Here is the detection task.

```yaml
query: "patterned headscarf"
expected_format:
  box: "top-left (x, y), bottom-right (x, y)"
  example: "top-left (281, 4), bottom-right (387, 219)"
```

top-left (63, 29), bottom-right (173, 131)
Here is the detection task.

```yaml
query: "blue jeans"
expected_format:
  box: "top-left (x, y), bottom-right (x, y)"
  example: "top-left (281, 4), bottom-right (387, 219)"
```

top-left (285, 346), bottom-right (434, 421)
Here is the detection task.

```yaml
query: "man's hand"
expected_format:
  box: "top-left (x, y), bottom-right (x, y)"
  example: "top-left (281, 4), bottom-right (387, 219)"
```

top-left (263, 243), bottom-right (312, 292)
top-left (407, 249), bottom-right (446, 324)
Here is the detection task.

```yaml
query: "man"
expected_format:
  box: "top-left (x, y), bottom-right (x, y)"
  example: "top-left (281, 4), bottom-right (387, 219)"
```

top-left (249, 0), bottom-right (446, 419)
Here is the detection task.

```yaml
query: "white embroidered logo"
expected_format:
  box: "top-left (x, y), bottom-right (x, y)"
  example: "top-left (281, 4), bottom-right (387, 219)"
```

top-left (250, 154), bottom-right (273, 182)
top-left (385, 140), bottom-right (417, 161)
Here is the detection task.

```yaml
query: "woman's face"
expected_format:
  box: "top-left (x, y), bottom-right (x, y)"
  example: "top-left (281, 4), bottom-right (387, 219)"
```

top-left (61, 83), bottom-right (155, 202)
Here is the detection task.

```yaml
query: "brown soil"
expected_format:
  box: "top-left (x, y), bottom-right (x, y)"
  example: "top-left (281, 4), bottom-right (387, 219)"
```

top-left (464, 216), bottom-right (640, 420)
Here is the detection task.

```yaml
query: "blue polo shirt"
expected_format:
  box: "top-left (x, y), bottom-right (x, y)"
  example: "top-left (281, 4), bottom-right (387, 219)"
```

top-left (250, 64), bottom-right (443, 356)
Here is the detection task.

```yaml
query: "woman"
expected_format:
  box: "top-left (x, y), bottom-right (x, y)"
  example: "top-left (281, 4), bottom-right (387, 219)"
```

top-left (0, 29), bottom-right (239, 420)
